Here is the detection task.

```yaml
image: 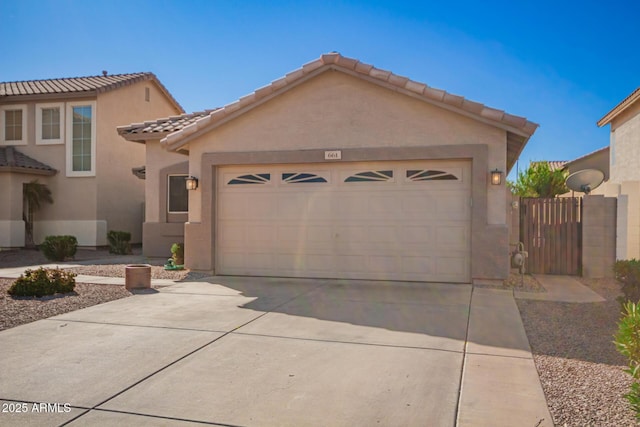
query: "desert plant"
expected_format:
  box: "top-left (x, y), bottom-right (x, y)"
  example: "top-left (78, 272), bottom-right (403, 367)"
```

top-left (107, 230), bottom-right (132, 255)
top-left (171, 243), bottom-right (184, 266)
top-left (508, 162), bottom-right (569, 198)
top-left (40, 235), bottom-right (78, 262)
top-left (614, 260), bottom-right (640, 304)
top-left (22, 180), bottom-right (53, 248)
top-left (615, 301), bottom-right (640, 419)
top-left (8, 267), bottom-right (76, 297)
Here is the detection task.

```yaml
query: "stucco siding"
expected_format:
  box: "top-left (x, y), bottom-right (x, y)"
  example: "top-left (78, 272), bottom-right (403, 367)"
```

top-left (1, 80), bottom-right (181, 247)
top-left (187, 71), bottom-right (507, 224)
top-left (610, 105), bottom-right (640, 184)
top-left (97, 81), bottom-right (181, 243)
top-left (145, 143), bottom-right (188, 223)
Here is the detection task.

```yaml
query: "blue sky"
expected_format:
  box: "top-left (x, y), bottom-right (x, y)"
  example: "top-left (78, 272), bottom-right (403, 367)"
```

top-left (2, 0), bottom-right (638, 178)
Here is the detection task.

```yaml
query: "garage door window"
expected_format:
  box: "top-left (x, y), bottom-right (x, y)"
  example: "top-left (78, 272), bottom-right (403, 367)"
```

top-left (282, 172), bottom-right (327, 183)
top-left (406, 170), bottom-right (458, 181)
top-left (345, 170), bottom-right (393, 182)
top-left (168, 175), bottom-right (189, 213)
top-left (228, 173), bottom-right (271, 185)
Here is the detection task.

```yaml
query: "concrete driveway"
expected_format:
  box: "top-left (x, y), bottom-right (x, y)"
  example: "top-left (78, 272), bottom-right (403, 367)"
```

top-left (0, 276), bottom-right (551, 426)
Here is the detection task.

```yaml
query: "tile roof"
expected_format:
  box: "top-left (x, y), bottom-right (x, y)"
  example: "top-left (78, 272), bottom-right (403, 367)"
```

top-left (531, 160), bottom-right (568, 171)
top-left (118, 109), bottom-right (220, 140)
top-left (155, 53), bottom-right (537, 169)
top-left (1, 72), bottom-right (184, 113)
top-left (597, 87), bottom-right (640, 127)
top-left (0, 146), bottom-right (57, 175)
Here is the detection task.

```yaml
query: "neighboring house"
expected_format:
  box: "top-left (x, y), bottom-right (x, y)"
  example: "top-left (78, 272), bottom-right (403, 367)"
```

top-left (0, 73), bottom-right (183, 248)
top-left (564, 146), bottom-right (609, 182)
top-left (120, 53), bottom-right (538, 283)
top-left (595, 87), bottom-right (640, 259)
top-left (530, 160), bottom-right (568, 172)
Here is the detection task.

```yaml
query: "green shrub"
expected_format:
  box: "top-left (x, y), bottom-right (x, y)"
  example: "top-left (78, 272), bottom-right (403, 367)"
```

top-left (171, 243), bottom-right (184, 266)
top-left (8, 267), bottom-right (76, 297)
top-left (40, 235), bottom-right (78, 262)
top-left (614, 260), bottom-right (640, 304)
top-left (107, 230), bottom-right (132, 255)
top-left (615, 301), bottom-right (640, 419)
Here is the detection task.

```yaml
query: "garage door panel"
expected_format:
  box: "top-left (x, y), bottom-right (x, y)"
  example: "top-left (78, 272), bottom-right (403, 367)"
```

top-left (277, 194), bottom-right (308, 219)
top-left (368, 256), bottom-right (401, 273)
top-left (306, 226), bottom-right (333, 242)
top-left (336, 196), bottom-right (370, 217)
top-left (217, 161), bottom-right (471, 282)
top-left (335, 255), bottom-right (368, 272)
top-left (402, 257), bottom-right (436, 274)
top-left (436, 226), bottom-right (468, 247)
top-left (218, 194), bottom-right (249, 220)
top-left (306, 255), bottom-right (334, 271)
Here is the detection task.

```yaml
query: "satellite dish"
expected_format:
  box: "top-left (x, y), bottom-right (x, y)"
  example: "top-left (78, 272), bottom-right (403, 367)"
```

top-left (565, 169), bottom-right (605, 194)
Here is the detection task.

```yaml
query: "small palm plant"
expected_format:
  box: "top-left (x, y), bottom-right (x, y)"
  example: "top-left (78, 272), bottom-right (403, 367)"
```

top-left (23, 180), bottom-right (53, 248)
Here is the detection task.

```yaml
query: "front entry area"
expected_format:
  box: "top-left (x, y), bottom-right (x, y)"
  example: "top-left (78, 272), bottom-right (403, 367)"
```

top-left (216, 160), bottom-right (471, 282)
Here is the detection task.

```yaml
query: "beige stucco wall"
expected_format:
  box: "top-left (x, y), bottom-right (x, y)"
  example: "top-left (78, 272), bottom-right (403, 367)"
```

top-left (610, 101), bottom-right (640, 184)
top-left (172, 70), bottom-right (513, 281)
top-left (0, 81), bottom-right (181, 247)
top-left (186, 71), bottom-right (508, 225)
top-left (0, 173), bottom-right (28, 247)
top-left (142, 145), bottom-right (188, 257)
top-left (97, 81), bottom-right (181, 243)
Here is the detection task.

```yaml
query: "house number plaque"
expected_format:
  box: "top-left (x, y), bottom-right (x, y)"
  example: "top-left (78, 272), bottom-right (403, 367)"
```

top-left (324, 150), bottom-right (342, 160)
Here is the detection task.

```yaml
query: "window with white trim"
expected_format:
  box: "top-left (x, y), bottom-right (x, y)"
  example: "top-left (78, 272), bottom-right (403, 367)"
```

top-left (1, 104), bottom-right (27, 145)
top-left (66, 101), bottom-right (96, 176)
top-left (168, 174), bottom-right (189, 213)
top-left (36, 102), bottom-right (64, 145)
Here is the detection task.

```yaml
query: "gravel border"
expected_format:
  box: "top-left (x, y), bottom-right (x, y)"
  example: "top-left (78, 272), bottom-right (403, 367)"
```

top-left (517, 277), bottom-right (636, 426)
top-left (0, 279), bottom-right (132, 331)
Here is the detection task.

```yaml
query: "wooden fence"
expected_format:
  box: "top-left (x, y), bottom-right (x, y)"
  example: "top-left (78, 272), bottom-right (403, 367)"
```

top-left (520, 197), bottom-right (582, 275)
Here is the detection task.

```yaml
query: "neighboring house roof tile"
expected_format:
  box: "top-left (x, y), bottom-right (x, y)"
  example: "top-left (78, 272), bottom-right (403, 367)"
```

top-left (0, 72), bottom-right (184, 113)
top-left (0, 146), bottom-right (57, 175)
top-left (117, 109), bottom-right (220, 141)
top-left (597, 87), bottom-right (640, 127)
top-left (157, 53), bottom-right (537, 170)
top-left (530, 160), bottom-right (568, 171)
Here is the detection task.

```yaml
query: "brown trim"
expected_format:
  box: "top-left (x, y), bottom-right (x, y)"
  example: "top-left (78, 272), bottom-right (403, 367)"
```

top-left (184, 144), bottom-right (507, 281)
top-left (0, 166), bottom-right (57, 176)
top-left (597, 87), bottom-right (640, 127)
top-left (161, 53), bottom-right (537, 153)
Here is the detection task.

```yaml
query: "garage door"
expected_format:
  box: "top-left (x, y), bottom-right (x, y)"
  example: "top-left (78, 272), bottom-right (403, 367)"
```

top-left (216, 160), bottom-right (471, 282)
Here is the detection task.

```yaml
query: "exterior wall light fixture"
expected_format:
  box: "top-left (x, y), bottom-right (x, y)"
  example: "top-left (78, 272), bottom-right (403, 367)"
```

top-left (185, 176), bottom-right (199, 190)
top-left (490, 169), bottom-right (503, 185)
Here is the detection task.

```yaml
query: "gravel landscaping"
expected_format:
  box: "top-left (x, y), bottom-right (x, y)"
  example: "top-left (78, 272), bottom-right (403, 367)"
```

top-left (0, 279), bottom-right (133, 331)
top-left (1, 249), bottom-right (638, 423)
top-left (517, 277), bottom-right (637, 426)
top-left (0, 248), bottom-right (210, 332)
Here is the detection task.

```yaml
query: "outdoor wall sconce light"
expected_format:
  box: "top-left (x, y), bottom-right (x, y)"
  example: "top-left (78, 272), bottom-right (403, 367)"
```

top-left (185, 176), bottom-right (199, 190)
top-left (490, 169), bottom-right (503, 185)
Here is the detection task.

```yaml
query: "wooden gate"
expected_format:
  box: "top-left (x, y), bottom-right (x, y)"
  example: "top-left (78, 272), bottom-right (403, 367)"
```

top-left (520, 197), bottom-right (582, 275)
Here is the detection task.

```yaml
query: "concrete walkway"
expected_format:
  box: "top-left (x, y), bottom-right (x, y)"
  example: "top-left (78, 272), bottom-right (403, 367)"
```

top-left (515, 274), bottom-right (606, 303)
top-left (0, 269), bottom-right (552, 426)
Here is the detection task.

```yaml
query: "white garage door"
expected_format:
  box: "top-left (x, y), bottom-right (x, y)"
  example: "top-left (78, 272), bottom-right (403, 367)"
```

top-left (216, 160), bottom-right (471, 282)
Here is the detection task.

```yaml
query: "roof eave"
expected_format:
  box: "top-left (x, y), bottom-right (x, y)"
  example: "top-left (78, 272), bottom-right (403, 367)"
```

top-left (160, 61), bottom-right (538, 152)
top-left (597, 88), bottom-right (640, 127)
top-left (0, 91), bottom-right (98, 103)
top-left (565, 146), bottom-right (609, 167)
top-left (0, 166), bottom-right (57, 176)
